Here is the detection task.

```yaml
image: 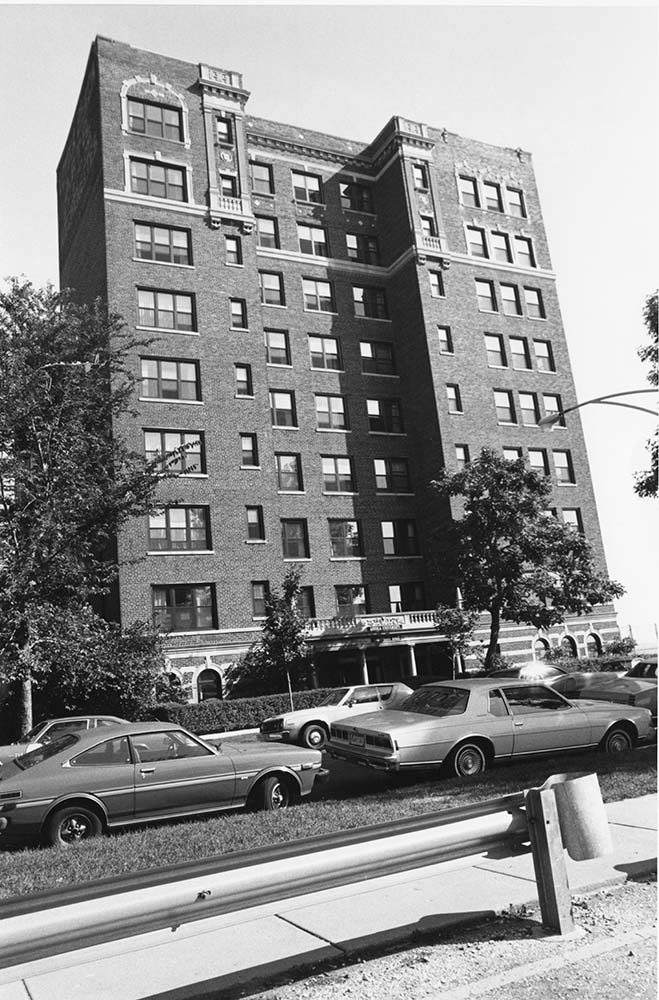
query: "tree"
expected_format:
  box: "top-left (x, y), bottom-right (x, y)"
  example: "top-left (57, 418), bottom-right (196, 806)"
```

top-left (0, 280), bottom-right (167, 730)
top-left (634, 291), bottom-right (658, 498)
top-left (433, 604), bottom-right (479, 677)
top-left (431, 449), bottom-right (624, 670)
top-left (227, 568), bottom-right (313, 700)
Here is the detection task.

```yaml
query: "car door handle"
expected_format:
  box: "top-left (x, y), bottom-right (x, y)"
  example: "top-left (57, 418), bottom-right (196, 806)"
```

top-left (140, 767), bottom-right (155, 776)
top-left (513, 721), bottom-right (524, 727)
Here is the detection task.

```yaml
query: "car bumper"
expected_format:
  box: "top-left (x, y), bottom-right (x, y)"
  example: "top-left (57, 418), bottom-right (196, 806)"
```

top-left (258, 731), bottom-right (292, 743)
top-left (327, 747), bottom-right (400, 771)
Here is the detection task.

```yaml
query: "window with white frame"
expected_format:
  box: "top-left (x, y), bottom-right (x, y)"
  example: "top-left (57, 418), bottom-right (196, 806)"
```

top-left (458, 175), bottom-right (480, 208)
top-left (437, 326), bottom-right (453, 354)
top-left (543, 394), bottom-right (565, 426)
top-left (292, 171), bottom-right (322, 203)
top-left (524, 287), bottom-right (545, 319)
top-left (429, 271), bottom-right (445, 298)
top-left (246, 507), bottom-right (265, 541)
top-left (553, 450), bottom-right (575, 484)
top-left (276, 453), bottom-right (303, 491)
top-left (353, 285), bottom-right (388, 319)
top-left (134, 223), bottom-right (191, 265)
top-left (315, 394), bottom-right (347, 430)
top-left (250, 161), bottom-right (274, 195)
top-left (455, 444), bottom-right (470, 470)
top-left (514, 236), bottom-right (536, 268)
top-left (413, 163), bottom-right (429, 189)
top-left (230, 298), bottom-right (248, 329)
top-left (281, 518), bottom-right (309, 559)
top-left (137, 289), bottom-right (195, 331)
top-left (259, 271), bottom-right (285, 305)
top-left (509, 337), bottom-right (531, 370)
top-left (144, 430), bottom-right (204, 473)
top-left (339, 181), bottom-right (373, 213)
top-left (335, 585), bottom-right (368, 617)
top-left (152, 584), bottom-right (215, 632)
top-left (264, 328), bottom-right (291, 366)
top-left (562, 508), bottom-right (583, 531)
top-left (256, 216), bottom-right (279, 249)
top-left (240, 433), bottom-right (258, 467)
top-left (270, 390), bottom-right (297, 427)
top-left (346, 233), bottom-right (379, 264)
top-left (128, 99), bottom-right (183, 141)
top-left (446, 383), bottom-right (463, 413)
top-left (148, 506), bottom-right (210, 551)
top-left (506, 187), bottom-right (526, 218)
top-left (140, 358), bottom-right (200, 400)
top-left (494, 390), bottom-right (516, 424)
top-left (466, 226), bottom-right (488, 258)
top-left (251, 581), bottom-right (269, 618)
top-left (475, 279), bottom-right (497, 312)
top-left (483, 181), bottom-right (503, 212)
top-left (225, 234), bottom-right (242, 265)
top-left (216, 117), bottom-right (232, 145)
top-left (533, 340), bottom-right (555, 372)
top-left (500, 283), bottom-right (522, 316)
top-left (130, 159), bottom-right (186, 201)
top-left (360, 340), bottom-right (395, 374)
top-left (367, 397), bottom-right (403, 433)
top-left (234, 363), bottom-right (253, 397)
top-left (528, 449), bottom-right (549, 476)
top-left (374, 457), bottom-right (410, 492)
top-left (485, 333), bottom-right (506, 367)
top-left (381, 519), bottom-right (419, 556)
top-left (389, 583), bottom-right (425, 613)
top-left (298, 223), bottom-right (328, 256)
top-left (322, 456), bottom-right (355, 492)
top-left (519, 392), bottom-right (539, 426)
top-left (491, 231), bottom-right (512, 263)
top-left (309, 334), bottom-right (341, 370)
top-left (329, 520), bottom-right (362, 558)
top-left (503, 447), bottom-right (523, 461)
top-left (302, 278), bottom-right (335, 312)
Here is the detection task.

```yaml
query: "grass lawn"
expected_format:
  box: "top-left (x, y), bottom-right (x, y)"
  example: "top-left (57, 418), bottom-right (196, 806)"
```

top-left (0, 745), bottom-right (655, 902)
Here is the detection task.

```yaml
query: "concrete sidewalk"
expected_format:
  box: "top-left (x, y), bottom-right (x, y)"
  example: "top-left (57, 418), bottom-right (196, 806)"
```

top-left (0, 794), bottom-right (655, 1000)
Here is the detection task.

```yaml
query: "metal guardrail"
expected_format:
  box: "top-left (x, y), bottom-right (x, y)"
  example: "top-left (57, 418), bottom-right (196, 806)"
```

top-left (0, 773), bottom-right (612, 969)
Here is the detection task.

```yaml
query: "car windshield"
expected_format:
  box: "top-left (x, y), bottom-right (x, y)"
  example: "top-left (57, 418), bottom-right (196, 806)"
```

top-left (400, 687), bottom-right (469, 717)
top-left (13, 733), bottom-right (80, 770)
top-left (319, 688), bottom-right (350, 706)
top-left (20, 722), bottom-right (47, 742)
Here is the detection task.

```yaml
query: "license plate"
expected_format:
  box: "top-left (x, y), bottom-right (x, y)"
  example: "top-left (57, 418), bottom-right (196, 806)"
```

top-left (349, 733), bottom-right (365, 747)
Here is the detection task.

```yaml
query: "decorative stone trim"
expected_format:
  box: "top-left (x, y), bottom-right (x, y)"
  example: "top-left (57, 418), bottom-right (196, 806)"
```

top-left (120, 75), bottom-right (191, 149)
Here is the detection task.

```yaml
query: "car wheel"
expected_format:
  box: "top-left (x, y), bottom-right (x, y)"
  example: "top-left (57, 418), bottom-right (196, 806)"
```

top-left (600, 726), bottom-right (633, 754)
top-left (449, 742), bottom-right (487, 778)
top-left (44, 806), bottom-right (102, 847)
top-left (255, 775), bottom-right (291, 811)
top-left (300, 723), bottom-right (327, 749)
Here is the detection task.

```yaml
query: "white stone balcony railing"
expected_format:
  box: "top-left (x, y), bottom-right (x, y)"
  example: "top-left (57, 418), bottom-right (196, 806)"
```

top-left (421, 234), bottom-right (444, 253)
top-left (304, 610), bottom-right (440, 639)
top-left (217, 195), bottom-right (252, 216)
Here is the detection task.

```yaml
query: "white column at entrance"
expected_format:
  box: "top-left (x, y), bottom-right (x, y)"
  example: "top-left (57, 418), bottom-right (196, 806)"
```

top-left (407, 644), bottom-right (418, 678)
top-left (359, 648), bottom-right (369, 684)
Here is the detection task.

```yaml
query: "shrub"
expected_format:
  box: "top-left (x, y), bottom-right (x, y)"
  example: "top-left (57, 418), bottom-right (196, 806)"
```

top-left (147, 688), bottom-right (337, 734)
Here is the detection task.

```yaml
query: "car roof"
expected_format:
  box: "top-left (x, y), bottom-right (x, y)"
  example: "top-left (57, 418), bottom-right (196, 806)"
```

top-left (41, 721), bottom-right (185, 745)
top-left (37, 715), bottom-right (126, 725)
top-left (421, 678), bottom-right (555, 690)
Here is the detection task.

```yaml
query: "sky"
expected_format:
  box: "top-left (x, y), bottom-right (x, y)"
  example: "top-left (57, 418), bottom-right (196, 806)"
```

top-left (1, 3), bottom-right (657, 644)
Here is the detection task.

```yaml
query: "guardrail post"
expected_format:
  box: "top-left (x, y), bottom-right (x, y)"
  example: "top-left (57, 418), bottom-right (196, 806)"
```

top-left (525, 784), bottom-right (575, 935)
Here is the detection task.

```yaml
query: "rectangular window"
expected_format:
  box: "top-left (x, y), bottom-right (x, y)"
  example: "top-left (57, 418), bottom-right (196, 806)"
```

top-left (335, 585), bottom-right (368, 617)
top-left (259, 271), bottom-right (285, 306)
top-left (270, 390), bottom-right (297, 428)
top-left (360, 340), bottom-right (395, 375)
top-left (240, 433), bottom-right (259, 467)
top-left (455, 444), bottom-right (470, 470)
top-left (276, 453), bottom-right (303, 491)
top-left (130, 160), bottom-right (186, 202)
top-left (149, 506), bottom-right (210, 551)
top-left (485, 333), bottom-right (506, 367)
top-left (382, 519), bottom-right (419, 556)
top-left (250, 161), bottom-right (274, 195)
top-left (329, 520), bottom-right (362, 558)
top-left (220, 175), bottom-right (237, 198)
top-left (562, 508), bottom-right (584, 532)
top-left (519, 392), bottom-right (539, 426)
top-left (322, 456), bottom-right (354, 493)
top-left (339, 181), bottom-right (373, 213)
top-left (389, 583), bottom-right (425, 613)
top-left (246, 506), bottom-right (265, 540)
top-left (374, 457), bottom-right (410, 492)
top-left (413, 163), bottom-right (429, 189)
top-left (528, 449), bottom-right (549, 476)
top-left (446, 383), bottom-right (463, 413)
top-left (134, 223), bottom-right (191, 265)
top-left (494, 390), bottom-right (516, 424)
top-left (553, 450), bottom-right (575, 484)
top-left (217, 117), bottom-right (232, 144)
top-left (140, 358), bottom-right (200, 401)
top-left (367, 398), bottom-right (403, 433)
top-left (429, 271), bottom-right (445, 298)
top-left (315, 394), bottom-right (347, 430)
top-left (353, 285), bottom-right (388, 319)
top-left (256, 217), bottom-right (279, 249)
top-left (475, 279), bottom-right (497, 312)
top-left (265, 329), bottom-right (291, 366)
top-left (458, 175), bottom-right (480, 208)
top-left (297, 223), bottom-right (328, 257)
top-left (437, 326), bottom-right (453, 354)
top-left (506, 187), bottom-right (526, 218)
top-left (137, 289), bottom-right (194, 331)
top-left (524, 287), bottom-right (545, 319)
top-left (509, 337), bottom-right (531, 370)
top-left (152, 584), bottom-right (216, 632)
top-left (251, 581), bottom-right (269, 618)
top-left (309, 334), bottom-right (341, 370)
top-left (346, 233), bottom-right (379, 264)
top-left (491, 231), bottom-right (512, 263)
top-left (543, 394), bottom-right (565, 426)
top-left (421, 215), bottom-right (437, 238)
top-left (128, 99), bottom-right (182, 141)
top-left (298, 587), bottom-right (316, 618)
top-left (500, 283), bottom-right (522, 316)
top-left (292, 171), bottom-right (322, 203)
top-left (503, 447), bottom-right (523, 461)
top-left (230, 298), bottom-right (248, 329)
top-left (514, 236), bottom-right (536, 268)
top-left (534, 340), bottom-right (555, 372)
top-left (483, 181), bottom-right (503, 212)
top-left (225, 235), bottom-right (242, 265)
top-left (281, 519), bottom-right (309, 559)
top-left (234, 363), bottom-right (253, 397)
top-left (303, 277), bottom-right (335, 312)
top-left (144, 430), bottom-right (204, 474)
top-left (466, 226), bottom-right (488, 258)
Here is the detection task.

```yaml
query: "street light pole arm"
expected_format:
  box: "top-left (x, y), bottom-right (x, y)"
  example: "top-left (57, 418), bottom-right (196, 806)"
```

top-left (539, 389), bottom-right (657, 428)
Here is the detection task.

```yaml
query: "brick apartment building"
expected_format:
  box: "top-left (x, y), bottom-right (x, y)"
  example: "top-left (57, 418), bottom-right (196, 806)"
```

top-left (57, 37), bottom-right (619, 701)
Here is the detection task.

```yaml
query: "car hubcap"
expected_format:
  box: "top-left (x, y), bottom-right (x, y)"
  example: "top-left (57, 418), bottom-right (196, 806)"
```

top-left (308, 730), bottom-right (323, 747)
top-left (608, 733), bottom-right (629, 753)
top-left (271, 783), bottom-right (286, 808)
top-left (458, 750), bottom-right (482, 775)
top-left (61, 817), bottom-right (89, 842)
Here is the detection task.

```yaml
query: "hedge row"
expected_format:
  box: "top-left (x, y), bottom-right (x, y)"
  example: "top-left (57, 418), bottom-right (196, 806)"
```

top-left (149, 688), bottom-right (337, 734)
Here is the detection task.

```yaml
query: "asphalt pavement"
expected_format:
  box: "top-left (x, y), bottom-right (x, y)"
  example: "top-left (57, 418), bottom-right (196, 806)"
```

top-left (0, 792), bottom-right (655, 1000)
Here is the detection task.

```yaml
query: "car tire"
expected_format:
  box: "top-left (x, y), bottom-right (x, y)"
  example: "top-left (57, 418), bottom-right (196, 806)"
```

top-left (255, 775), bottom-right (291, 811)
top-left (300, 723), bottom-right (327, 750)
top-left (600, 726), bottom-right (633, 754)
top-left (44, 805), bottom-right (102, 847)
top-left (448, 742), bottom-right (487, 778)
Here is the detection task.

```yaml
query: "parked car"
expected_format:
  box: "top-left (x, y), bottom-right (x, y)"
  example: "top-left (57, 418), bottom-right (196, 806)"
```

top-left (486, 663), bottom-right (568, 680)
top-left (259, 682), bottom-right (414, 749)
top-left (0, 715), bottom-right (128, 762)
top-left (626, 657), bottom-right (657, 681)
top-left (0, 722), bottom-right (327, 847)
top-left (326, 678), bottom-right (653, 777)
top-left (549, 672), bottom-right (657, 726)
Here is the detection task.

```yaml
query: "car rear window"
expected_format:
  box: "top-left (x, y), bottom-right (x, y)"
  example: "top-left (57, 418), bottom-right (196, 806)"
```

top-left (14, 733), bottom-right (80, 770)
top-left (319, 689), bottom-right (350, 706)
top-left (400, 687), bottom-right (469, 717)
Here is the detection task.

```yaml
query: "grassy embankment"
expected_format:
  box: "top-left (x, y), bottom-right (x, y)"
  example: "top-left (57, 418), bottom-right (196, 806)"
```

top-left (0, 745), bottom-right (655, 901)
